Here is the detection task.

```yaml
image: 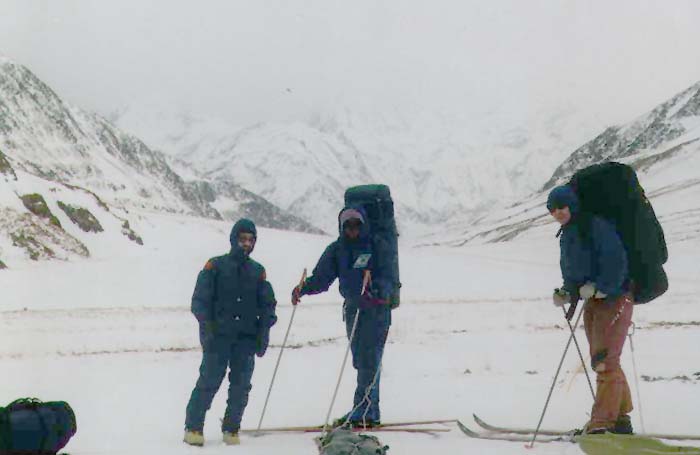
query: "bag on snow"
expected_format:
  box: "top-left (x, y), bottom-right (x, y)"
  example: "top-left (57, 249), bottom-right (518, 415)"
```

top-left (0, 398), bottom-right (77, 454)
top-left (344, 184), bottom-right (401, 308)
top-left (568, 161), bottom-right (668, 304)
top-left (316, 429), bottom-right (389, 455)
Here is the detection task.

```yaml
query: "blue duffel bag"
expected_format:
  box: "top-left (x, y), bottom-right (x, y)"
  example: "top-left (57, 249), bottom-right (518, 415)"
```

top-left (0, 398), bottom-right (77, 454)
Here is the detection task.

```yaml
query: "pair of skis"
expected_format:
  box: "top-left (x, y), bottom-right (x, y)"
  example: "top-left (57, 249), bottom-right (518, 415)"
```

top-left (460, 414), bottom-right (700, 443)
top-left (244, 419), bottom-right (455, 434)
top-left (248, 414), bottom-right (700, 442)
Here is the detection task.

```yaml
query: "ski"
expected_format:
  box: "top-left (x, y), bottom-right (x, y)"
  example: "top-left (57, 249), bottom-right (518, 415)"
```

top-left (242, 419), bottom-right (455, 433)
top-left (473, 413), bottom-right (575, 437)
top-left (472, 414), bottom-right (700, 442)
top-left (456, 420), bottom-right (570, 443)
top-left (578, 433), bottom-right (700, 455)
top-left (246, 426), bottom-right (449, 434)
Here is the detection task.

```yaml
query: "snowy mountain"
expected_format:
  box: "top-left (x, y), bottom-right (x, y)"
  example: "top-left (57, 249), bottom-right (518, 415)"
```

top-left (0, 56), bottom-right (320, 267)
top-left (545, 80), bottom-right (700, 189)
top-left (113, 102), bottom-right (607, 235)
top-left (422, 80), bottom-right (700, 247)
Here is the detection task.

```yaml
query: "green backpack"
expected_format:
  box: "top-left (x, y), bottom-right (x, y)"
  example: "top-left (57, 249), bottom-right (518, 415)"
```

top-left (316, 429), bottom-right (389, 455)
top-left (345, 184), bottom-right (401, 308)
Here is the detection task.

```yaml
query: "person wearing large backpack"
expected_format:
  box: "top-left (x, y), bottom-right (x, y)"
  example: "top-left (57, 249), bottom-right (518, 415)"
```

top-left (547, 184), bottom-right (635, 435)
top-left (183, 219), bottom-right (277, 446)
top-left (292, 206), bottom-right (392, 427)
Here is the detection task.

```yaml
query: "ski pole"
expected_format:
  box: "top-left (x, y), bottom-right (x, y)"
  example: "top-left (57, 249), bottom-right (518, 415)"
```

top-left (560, 304), bottom-right (596, 400)
top-left (322, 270), bottom-right (371, 434)
top-left (256, 268), bottom-right (307, 433)
top-left (628, 321), bottom-right (646, 434)
top-left (528, 301), bottom-right (586, 448)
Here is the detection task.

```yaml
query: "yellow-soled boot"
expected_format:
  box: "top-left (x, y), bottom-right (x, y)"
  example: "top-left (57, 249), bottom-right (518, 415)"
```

top-left (223, 431), bottom-right (240, 445)
top-left (184, 429), bottom-right (204, 446)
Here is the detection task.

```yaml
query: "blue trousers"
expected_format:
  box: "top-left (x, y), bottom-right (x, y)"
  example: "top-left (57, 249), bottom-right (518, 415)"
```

top-left (185, 336), bottom-right (256, 432)
top-left (344, 300), bottom-right (391, 422)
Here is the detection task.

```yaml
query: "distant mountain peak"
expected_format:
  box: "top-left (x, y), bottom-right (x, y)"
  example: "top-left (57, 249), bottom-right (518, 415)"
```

top-left (544, 80), bottom-right (700, 189)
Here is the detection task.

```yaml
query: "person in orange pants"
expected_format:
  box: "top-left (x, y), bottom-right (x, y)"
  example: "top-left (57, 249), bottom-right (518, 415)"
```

top-left (584, 292), bottom-right (634, 433)
top-left (548, 184), bottom-right (634, 434)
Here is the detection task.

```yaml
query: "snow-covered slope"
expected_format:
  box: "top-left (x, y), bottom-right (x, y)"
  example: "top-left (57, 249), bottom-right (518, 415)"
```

top-left (0, 156), bottom-right (146, 268)
top-left (423, 80), bottom-right (700, 248)
top-left (1, 211), bottom-right (699, 454)
top-left (113, 102), bottom-right (607, 234)
top-left (0, 57), bottom-right (321, 243)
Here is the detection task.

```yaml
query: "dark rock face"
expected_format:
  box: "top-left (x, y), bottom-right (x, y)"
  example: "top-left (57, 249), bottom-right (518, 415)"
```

top-left (57, 201), bottom-right (104, 233)
top-left (20, 193), bottom-right (62, 228)
top-left (0, 149), bottom-right (16, 180)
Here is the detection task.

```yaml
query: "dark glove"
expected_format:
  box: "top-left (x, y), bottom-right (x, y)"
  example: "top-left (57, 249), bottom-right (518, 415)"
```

top-left (359, 287), bottom-right (389, 309)
top-left (199, 321), bottom-right (217, 348)
top-left (255, 328), bottom-right (270, 357)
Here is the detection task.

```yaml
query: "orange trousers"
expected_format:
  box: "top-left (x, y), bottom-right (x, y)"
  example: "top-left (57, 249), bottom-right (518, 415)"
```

top-left (584, 293), bottom-right (634, 429)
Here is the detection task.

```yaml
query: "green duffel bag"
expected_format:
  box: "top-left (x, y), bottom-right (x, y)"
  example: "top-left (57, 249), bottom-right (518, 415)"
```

top-left (316, 429), bottom-right (389, 455)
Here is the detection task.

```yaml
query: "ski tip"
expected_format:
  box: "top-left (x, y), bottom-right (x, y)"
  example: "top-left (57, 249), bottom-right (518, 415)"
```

top-left (472, 413), bottom-right (487, 427)
top-left (456, 420), bottom-right (480, 437)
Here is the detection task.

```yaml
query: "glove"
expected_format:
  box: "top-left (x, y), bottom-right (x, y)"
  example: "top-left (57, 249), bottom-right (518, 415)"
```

top-left (255, 328), bottom-right (270, 358)
top-left (291, 285), bottom-right (303, 305)
top-left (359, 287), bottom-right (389, 309)
top-left (552, 288), bottom-right (570, 307)
top-left (199, 321), bottom-right (217, 349)
top-left (579, 282), bottom-right (596, 300)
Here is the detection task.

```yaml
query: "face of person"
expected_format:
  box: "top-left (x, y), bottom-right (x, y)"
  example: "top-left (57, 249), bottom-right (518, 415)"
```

top-left (550, 206), bottom-right (572, 225)
top-left (343, 219), bottom-right (362, 240)
top-left (237, 232), bottom-right (256, 254)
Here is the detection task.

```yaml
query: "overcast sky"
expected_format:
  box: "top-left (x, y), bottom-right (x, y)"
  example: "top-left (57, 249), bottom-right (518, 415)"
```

top-left (2, 0), bottom-right (700, 126)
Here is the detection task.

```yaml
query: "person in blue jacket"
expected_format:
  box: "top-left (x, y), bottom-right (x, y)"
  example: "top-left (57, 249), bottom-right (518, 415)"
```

top-left (548, 185), bottom-right (634, 435)
top-left (184, 219), bottom-right (277, 446)
top-left (292, 207), bottom-right (392, 428)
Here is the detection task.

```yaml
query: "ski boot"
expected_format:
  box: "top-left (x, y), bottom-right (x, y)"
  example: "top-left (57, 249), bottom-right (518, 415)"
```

top-left (223, 431), bottom-right (240, 445)
top-left (184, 429), bottom-right (204, 446)
top-left (612, 414), bottom-right (634, 434)
top-left (332, 413), bottom-right (380, 429)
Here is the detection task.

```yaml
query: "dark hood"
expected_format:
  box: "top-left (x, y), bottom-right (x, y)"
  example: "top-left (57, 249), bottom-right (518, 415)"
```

top-left (230, 218), bottom-right (257, 257)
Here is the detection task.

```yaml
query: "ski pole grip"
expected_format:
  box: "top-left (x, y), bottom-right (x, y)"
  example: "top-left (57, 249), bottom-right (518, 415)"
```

top-left (361, 269), bottom-right (371, 295)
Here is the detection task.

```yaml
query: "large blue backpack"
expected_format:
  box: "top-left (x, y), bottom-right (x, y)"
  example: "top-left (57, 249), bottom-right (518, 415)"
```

top-left (0, 398), bottom-right (77, 454)
top-left (344, 184), bottom-right (401, 308)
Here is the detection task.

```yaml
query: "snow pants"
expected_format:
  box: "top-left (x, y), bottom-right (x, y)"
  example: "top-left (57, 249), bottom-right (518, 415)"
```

top-left (584, 293), bottom-right (634, 430)
top-left (185, 336), bottom-right (256, 432)
top-left (344, 299), bottom-right (391, 422)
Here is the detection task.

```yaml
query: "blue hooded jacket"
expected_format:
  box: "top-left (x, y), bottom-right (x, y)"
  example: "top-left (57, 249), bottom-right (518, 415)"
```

top-left (548, 185), bottom-right (629, 300)
top-left (301, 207), bottom-right (373, 299)
top-left (191, 219), bottom-right (277, 340)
